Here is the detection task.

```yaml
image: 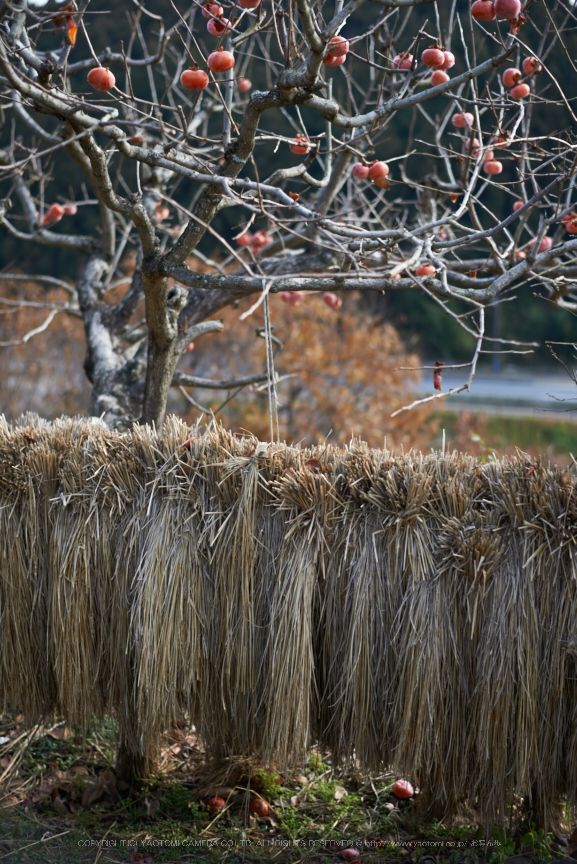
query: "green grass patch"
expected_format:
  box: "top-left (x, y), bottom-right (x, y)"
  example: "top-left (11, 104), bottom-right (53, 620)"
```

top-left (484, 415), bottom-right (577, 454)
top-left (0, 715), bottom-right (571, 862)
top-left (436, 411), bottom-right (577, 459)
top-left (0, 777), bottom-right (567, 864)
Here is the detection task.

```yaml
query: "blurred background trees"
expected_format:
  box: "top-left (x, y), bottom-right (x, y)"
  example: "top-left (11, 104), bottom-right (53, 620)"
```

top-left (0, 270), bottom-right (438, 451)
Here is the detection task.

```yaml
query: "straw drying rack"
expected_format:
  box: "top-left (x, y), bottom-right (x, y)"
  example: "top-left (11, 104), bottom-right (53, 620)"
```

top-left (0, 413), bottom-right (576, 826)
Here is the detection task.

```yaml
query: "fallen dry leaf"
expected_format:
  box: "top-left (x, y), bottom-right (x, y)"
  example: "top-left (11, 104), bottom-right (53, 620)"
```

top-left (304, 458), bottom-right (325, 474)
top-left (334, 785), bottom-right (348, 801)
top-left (51, 795), bottom-right (68, 813)
top-left (146, 797), bottom-right (160, 819)
top-left (82, 783), bottom-right (104, 808)
top-left (167, 726), bottom-right (188, 744)
top-left (99, 769), bottom-right (116, 783)
top-left (43, 765), bottom-right (67, 784)
top-left (130, 853), bottom-right (155, 863)
top-left (47, 726), bottom-right (69, 740)
top-left (259, 815), bottom-right (279, 828)
top-left (98, 769), bottom-right (119, 802)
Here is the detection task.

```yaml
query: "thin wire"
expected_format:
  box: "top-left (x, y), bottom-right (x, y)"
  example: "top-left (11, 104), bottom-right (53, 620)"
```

top-left (263, 293), bottom-right (279, 443)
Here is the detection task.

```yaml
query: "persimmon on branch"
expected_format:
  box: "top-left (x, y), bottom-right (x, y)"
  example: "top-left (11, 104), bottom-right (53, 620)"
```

top-left (0, 0), bottom-right (576, 429)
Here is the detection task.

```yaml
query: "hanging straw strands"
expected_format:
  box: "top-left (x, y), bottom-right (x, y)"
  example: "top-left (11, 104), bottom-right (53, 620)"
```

top-left (0, 413), bottom-right (576, 827)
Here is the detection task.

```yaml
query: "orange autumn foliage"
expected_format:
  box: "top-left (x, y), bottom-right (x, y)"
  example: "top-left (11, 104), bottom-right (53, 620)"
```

top-left (1, 271), bottom-right (436, 452)
top-left (0, 274), bottom-right (139, 421)
top-left (0, 279), bottom-right (89, 420)
top-left (185, 293), bottom-right (438, 451)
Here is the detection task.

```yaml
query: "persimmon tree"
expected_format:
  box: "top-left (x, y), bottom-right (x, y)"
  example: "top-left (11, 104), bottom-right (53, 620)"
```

top-left (1, 0), bottom-right (577, 432)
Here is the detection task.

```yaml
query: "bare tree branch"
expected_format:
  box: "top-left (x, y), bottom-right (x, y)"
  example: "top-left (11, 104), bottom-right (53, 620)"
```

top-left (172, 370), bottom-right (269, 389)
top-left (1, 0), bottom-right (576, 430)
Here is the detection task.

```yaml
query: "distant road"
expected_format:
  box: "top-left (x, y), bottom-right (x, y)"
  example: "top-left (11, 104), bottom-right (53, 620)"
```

top-left (415, 370), bottom-right (577, 420)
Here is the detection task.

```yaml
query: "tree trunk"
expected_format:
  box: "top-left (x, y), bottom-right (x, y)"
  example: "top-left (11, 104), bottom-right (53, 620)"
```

top-left (140, 271), bottom-right (189, 429)
top-left (88, 356), bottom-right (147, 430)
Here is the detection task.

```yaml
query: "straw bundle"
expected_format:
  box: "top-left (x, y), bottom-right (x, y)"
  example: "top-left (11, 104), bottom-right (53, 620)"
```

top-left (0, 413), bottom-right (576, 827)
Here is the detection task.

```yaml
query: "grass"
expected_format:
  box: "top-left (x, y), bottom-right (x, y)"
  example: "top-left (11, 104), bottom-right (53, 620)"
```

top-left (0, 714), bottom-right (572, 864)
top-left (435, 410), bottom-right (577, 462)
